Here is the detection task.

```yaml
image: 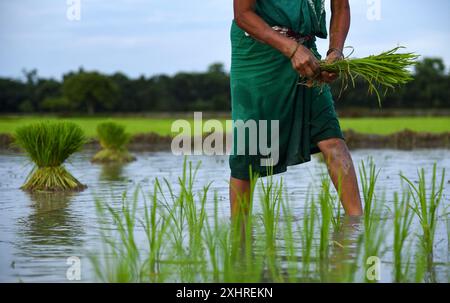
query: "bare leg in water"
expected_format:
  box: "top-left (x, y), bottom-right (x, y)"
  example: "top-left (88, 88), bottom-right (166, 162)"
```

top-left (229, 138), bottom-right (363, 218)
top-left (317, 138), bottom-right (363, 216)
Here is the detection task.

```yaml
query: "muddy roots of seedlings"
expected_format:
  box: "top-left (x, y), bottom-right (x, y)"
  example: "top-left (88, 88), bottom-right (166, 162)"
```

top-left (21, 166), bottom-right (87, 192)
top-left (91, 148), bottom-right (136, 164)
top-left (14, 121), bottom-right (87, 192)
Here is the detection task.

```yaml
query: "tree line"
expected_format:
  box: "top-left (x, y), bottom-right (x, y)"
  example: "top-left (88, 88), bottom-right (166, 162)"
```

top-left (0, 58), bottom-right (449, 114)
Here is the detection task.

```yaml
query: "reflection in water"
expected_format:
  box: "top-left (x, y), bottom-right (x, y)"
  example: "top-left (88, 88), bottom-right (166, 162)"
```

top-left (15, 192), bottom-right (84, 257)
top-left (328, 216), bottom-right (363, 282)
top-left (99, 163), bottom-right (126, 182)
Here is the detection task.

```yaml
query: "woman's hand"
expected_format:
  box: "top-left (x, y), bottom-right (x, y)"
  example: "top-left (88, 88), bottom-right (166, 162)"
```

top-left (318, 49), bottom-right (343, 83)
top-left (290, 43), bottom-right (321, 79)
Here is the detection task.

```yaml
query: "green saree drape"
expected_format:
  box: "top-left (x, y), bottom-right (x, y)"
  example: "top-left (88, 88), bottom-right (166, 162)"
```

top-left (229, 0), bottom-right (344, 180)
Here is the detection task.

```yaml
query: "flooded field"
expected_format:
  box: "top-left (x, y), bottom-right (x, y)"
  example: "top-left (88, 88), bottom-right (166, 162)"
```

top-left (0, 149), bottom-right (448, 282)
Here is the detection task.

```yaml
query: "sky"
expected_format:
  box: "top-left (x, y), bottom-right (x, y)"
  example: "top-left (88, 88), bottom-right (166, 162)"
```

top-left (0, 0), bottom-right (449, 80)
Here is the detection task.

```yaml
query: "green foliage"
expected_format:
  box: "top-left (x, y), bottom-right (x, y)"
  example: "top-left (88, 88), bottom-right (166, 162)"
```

top-left (63, 71), bottom-right (119, 114)
top-left (40, 96), bottom-right (73, 112)
top-left (1, 58), bottom-right (449, 113)
top-left (15, 121), bottom-right (86, 167)
top-left (392, 191), bottom-right (414, 282)
top-left (401, 164), bottom-right (445, 256)
top-left (14, 121), bottom-right (86, 191)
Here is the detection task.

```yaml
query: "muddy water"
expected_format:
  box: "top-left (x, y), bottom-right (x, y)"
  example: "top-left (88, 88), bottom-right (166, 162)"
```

top-left (0, 149), bottom-right (448, 282)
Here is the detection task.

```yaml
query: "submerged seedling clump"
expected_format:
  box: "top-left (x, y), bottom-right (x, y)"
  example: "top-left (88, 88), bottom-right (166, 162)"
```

top-left (14, 121), bottom-right (87, 192)
top-left (92, 122), bottom-right (136, 163)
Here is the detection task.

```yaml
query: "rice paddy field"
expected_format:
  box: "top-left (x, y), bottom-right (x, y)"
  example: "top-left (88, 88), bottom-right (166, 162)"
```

top-left (0, 115), bottom-right (449, 136)
top-left (0, 118), bottom-right (448, 283)
top-left (0, 148), bottom-right (449, 282)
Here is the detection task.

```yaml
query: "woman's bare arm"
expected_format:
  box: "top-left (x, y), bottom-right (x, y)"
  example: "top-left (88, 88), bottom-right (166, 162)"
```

top-left (320, 0), bottom-right (351, 83)
top-left (328, 0), bottom-right (350, 61)
top-left (234, 0), bottom-right (320, 78)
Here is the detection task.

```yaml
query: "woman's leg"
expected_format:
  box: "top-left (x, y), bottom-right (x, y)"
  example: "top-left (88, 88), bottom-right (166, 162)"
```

top-left (229, 177), bottom-right (251, 218)
top-left (317, 138), bottom-right (363, 216)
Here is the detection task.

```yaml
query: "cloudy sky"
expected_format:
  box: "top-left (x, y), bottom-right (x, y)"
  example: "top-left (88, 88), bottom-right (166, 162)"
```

top-left (0, 0), bottom-right (449, 79)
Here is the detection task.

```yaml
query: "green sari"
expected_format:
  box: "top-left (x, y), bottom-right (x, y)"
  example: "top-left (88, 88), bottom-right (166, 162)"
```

top-left (229, 0), bottom-right (344, 180)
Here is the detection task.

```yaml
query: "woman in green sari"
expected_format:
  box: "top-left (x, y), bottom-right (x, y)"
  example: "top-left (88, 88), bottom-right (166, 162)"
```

top-left (230, 0), bottom-right (363, 216)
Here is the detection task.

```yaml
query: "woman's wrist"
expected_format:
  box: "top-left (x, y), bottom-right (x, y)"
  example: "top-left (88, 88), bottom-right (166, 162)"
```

top-left (288, 43), bottom-right (300, 59)
top-left (326, 47), bottom-right (344, 59)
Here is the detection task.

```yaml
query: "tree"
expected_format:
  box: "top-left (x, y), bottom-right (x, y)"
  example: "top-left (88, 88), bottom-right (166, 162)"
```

top-left (63, 71), bottom-right (119, 114)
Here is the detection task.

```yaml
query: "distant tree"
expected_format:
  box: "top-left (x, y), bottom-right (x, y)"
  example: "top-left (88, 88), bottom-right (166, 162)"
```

top-left (63, 71), bottom-right (119, 114)
top-left (40, 96), bottom-right (73, 113)
top-left (207, 62), bottom-right (226, 74)
top-left (0, 78), bottom-right (28, 112)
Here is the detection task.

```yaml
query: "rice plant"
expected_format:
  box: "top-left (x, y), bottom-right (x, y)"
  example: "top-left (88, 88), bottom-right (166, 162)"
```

top-left (392, 191), bottom-right (414, 282)
top-left (320, 47), bottom-right (418, 105)
top-left (358, 159), bottom-right (387, 282)
top-left (401, 164), bottom-right (445, 273)
top-left (89, 158), bottom-right (446, 283)
top-left (299, 193), bottom-right (316, 280)
top-left (14, 121), bottom-right (86, 192)
top-left (92, 122), bottom-right (135, 163)
top-left (258, 174), bottom-right (283, 281)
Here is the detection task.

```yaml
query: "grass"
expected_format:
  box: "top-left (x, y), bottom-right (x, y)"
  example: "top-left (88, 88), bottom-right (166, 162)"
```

top-left (90, 158), bottom-right (448, 283)
top-left (91, 122), bottom-right (135, 163)
top-left (14, 121), bottom-right (87, 191)
top-left (0, 116), bottom-right (449, 137)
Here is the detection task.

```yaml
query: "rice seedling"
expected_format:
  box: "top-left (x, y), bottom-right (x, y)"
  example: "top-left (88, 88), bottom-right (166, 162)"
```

top-left (359, 159), bottom-right (387, 282)
top-left (359, 158), bottom-right (380, 221)
top-left (141, 180), bottom-right (170, 282)
top-left (91, 189), bottom-right (142, 282)
top-left (392, 191), bottom-right (414, 282)
top-left (317, 177), bottom-right (332, 277)
top-left (401, 164), bottom-right (445, 275)
top-left (14, 121), bottom-right (86, 192)
top-left (299, 193), bottom-right (316, 280)
top-left (362, 201), bottom-right (387, 283)
top-left (258, 174), bottom-right (283, 281)
top-left (92, 122), bottom-right (135, 163)
top-left (280, 192), bottom-right (300, 282)
top-left (89, 158), bottom-right (445, 283)
top-left (320, 47), bottom-right (419, 105)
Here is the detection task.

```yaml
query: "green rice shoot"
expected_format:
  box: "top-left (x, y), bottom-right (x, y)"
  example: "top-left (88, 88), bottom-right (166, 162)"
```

top-left (320, 47), bottom-right (419, 106)
top-left (14, 121), bottom-right (87, 192)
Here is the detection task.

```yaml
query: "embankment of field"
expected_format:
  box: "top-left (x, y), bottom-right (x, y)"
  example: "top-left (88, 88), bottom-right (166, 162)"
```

top-left (1, 129), bottom-right (449, 151)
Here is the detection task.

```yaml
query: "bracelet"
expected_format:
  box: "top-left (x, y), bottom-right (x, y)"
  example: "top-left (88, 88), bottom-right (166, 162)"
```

top-left (327, 47), bottom-right (344, 59)
top-left (289, 43), bottom-right (300, 59)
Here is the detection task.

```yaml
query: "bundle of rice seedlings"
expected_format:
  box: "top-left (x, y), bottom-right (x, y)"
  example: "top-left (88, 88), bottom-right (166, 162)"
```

top-left (14, 121), bottom-right (87, 192)
top-left (92, 122), bottom-right (136, 163)
top-left (319, 47), bottom-right (419, 105)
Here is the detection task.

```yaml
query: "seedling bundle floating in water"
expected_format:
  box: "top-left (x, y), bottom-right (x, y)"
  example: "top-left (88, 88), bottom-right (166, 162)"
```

top-left (14, 121), bottom-right (87, 192)
top-left (319, 47), bottom-right (419, 105)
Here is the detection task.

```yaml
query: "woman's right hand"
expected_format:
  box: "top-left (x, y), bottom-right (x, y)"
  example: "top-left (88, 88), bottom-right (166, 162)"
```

top-left (290, 43), bottom-right (321, 79)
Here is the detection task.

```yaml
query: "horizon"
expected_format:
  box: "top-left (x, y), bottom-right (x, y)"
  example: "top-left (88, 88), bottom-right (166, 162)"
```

top-left (1, 0), bottom-right (449, 80)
